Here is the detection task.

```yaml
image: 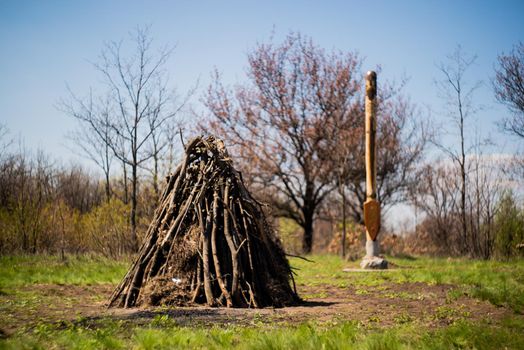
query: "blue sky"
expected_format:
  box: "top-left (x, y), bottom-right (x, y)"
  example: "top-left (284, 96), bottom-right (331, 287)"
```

top-left (1, 0), bottom-right (523, 166)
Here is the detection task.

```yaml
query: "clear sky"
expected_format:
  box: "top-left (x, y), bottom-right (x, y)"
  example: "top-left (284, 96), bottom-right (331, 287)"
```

top-left (1, 0), bottom-right (523, 166)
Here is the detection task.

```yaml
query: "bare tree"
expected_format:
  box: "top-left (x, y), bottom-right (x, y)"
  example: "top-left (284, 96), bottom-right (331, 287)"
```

top-left (413, 152), bottom-right (504, 258)
top-left (204, 33), bottom-right (427, 253)
top-left (204, 33), bottom-right (362, 253)
top-left (416, 46), bottom-right (507, 258)
top-left (63, 92), bottom-right (114, 200)
top-left (434, 45), bottom-right (481, 253)
top-left (468, 150), bottom-right (502, 259)
top-left (0, 122), bottom-right (12, 160)
top-left (145, 113), bottom-right (167, 200)
top-left (144, 87), bottom-right (193, 201)
top-left (494, 42), bottom-right (524, 138)
top-left (411, 161), bottom-right (461, 253)
top-left (61, 26), bottom-right (181, 251)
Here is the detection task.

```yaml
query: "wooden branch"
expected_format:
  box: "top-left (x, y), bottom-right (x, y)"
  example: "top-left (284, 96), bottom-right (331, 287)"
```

top-left (108, 135), bottom-right (300, 308)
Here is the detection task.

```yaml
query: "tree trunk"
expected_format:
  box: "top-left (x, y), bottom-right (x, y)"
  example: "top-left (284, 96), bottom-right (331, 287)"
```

top-left (104, 169), bottom-right (111, 203)
top-left (153, 153), bottom-right (160, 202)
top-left (104, 141), bottom-right (111, 202)
top-left (122, 160), bottom-right (129, 204)
top-left (130, 162), bottom-right (138, 252)
top-left (302, 211), bottom-right (314, 254)
top-left (459, 90), bottom-right (468, 255)
top-left (341, 187), bottom-right (347, 258)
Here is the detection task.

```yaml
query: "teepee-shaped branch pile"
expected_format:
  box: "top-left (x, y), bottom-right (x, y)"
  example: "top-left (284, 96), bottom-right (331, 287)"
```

top-left (109, 136), bottom-right (300, 308)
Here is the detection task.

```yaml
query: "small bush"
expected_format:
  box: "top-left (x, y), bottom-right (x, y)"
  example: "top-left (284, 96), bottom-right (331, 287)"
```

top-left (494, 191), bottom-right (524, 259)
top-left (81, 199), bottom-right (131, 257)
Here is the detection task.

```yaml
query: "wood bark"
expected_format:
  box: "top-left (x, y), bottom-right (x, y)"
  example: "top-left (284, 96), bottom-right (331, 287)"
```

top-left (364, 71), bottom-right (381, 242)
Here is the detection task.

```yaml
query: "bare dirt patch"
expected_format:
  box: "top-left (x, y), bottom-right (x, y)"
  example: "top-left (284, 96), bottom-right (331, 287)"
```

top-left (0, 281), bottom-right (518, 336)
top-left (0, 284), bottom-right (113, 335)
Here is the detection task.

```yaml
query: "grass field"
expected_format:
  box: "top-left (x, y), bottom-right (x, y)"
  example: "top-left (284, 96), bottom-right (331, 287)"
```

top-left (1, 254), bottom-right (523, 349)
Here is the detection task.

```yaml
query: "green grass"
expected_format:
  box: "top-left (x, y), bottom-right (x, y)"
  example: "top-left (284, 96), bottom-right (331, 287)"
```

top-left (0, 255), bottom-right (130, 333)
top-left (1, 317), bottom-right (523, 350)
top-left (1, 254), bottom-right (524, 349)
top-left (292, 255), bottom-right (524, 313)
top-left (0, 255), bottom-right (129, 290)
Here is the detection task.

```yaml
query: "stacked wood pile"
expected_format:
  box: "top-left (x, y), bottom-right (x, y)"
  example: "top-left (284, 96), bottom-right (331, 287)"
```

top-left (109, 136), bottom-right (300, 308)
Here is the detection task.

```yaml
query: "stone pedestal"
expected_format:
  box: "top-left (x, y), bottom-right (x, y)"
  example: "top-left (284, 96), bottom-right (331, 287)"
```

top-left (360, 240), bottom-right (388, 269)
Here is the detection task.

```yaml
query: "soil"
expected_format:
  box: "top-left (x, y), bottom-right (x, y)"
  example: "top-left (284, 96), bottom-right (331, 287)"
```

top-left (1, 278), bottom-right (519, 337)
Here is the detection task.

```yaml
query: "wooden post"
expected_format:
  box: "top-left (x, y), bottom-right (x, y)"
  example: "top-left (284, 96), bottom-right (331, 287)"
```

top-left (361, 71), bottom-right (387, 269)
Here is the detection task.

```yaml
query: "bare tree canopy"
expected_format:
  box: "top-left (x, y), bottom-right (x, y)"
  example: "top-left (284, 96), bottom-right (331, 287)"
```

top-left (493, 42), bottom-right (524, 138)
top-left (433, 45), bottom-right (482, 254)
top-left (60, 26), bottom-right (184, 251)
top-left (204, 33), bottom-right (362, 253)
top-left (0, 122), bottom-right (12, 160)
top-left (203, 32), bottom-right (426, 253)
top-left (411, 45), bottom-right (504, 259)
top-left (62, 93), bottom-right (114, 200)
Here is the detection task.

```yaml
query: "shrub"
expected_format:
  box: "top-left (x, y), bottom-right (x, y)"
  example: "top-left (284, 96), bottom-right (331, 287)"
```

top-left (81, 198), bottom-right (131, 258)
top-left (493, 191), bottom-right (524, 259)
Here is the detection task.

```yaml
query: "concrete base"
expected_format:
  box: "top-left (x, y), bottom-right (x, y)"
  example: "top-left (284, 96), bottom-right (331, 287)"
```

top-left (360, 240), bottom-right (388, 269)
top-left (360, 256), bottom-right (388, 269)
